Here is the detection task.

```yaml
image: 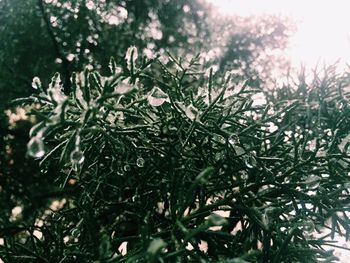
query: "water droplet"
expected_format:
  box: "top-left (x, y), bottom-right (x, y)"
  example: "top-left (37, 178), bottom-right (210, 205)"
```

top-left (71, 228), bottom-right (80, 238)
top-left (70, 148), bottom-right (85, 165)
top-left (185, 104), bottom-right (198, 121)
top-left (27, 137), bottom-right (45, 158)
top-left (66, 53), bottom-right (75, 61)
top-left (32, 77), bottom-right (41, 89)
top-left (228, 134), bottom-right (239, 145)
top-left (244, 155), bottom-right (257, 169)
top-left (240, 171), bottom-right (248, 180)
top-left (40, 169), bottom-right (48, 174)
top-left (301, 220), bottom-right (315, 233)
top-left (123, 164), bottom-right (131, 172)
top-left (233, 146), bottom-right (245, 156)
top-left (147, 87), bottom-right (169, 107)
top-left (136, 157), bottom-right (145, 167)
top-left (305, 175), bottom-right (321, 188)
top-left (116, 170), bottom-right (124, 176)
top-left (214, 134), bottom-right (225, 144)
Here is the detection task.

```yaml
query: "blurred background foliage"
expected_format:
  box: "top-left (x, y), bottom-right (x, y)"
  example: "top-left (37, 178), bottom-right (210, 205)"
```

top-left (0, 0), bottom-right (292, 106)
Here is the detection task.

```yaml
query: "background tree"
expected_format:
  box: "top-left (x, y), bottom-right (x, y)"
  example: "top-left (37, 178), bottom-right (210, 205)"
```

top-left (0, 0), bottom-right (291, 108)
top-left (0, 0), bottom-right (211, 106)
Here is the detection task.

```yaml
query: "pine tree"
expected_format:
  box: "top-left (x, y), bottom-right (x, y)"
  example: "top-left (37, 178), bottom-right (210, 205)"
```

top-left (2, 48), bottom-right (350, 262)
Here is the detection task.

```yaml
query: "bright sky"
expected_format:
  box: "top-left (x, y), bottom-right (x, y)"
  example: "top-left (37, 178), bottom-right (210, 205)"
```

top-left (207, 0), bottom-right (350, 69)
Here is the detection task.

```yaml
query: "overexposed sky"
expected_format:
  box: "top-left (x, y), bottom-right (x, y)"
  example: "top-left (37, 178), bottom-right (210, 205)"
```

top-left (207, 0), bottom-right (350, 69)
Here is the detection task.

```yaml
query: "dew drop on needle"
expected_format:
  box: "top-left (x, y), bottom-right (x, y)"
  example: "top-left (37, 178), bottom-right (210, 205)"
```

top-left (147, 86), bottom-right (169, 107)
top-left (136, 157), bottom-right (145, 167)
top-left (70, 148), bottom-right (85, 165)
top-left (27, 136), bottom-right (45, 158)
top-left (228, 134), bottom-right (239, 145)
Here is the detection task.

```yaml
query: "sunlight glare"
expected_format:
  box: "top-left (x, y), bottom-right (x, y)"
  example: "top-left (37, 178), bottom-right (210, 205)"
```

top-left (207, 0), bottom-right (350, 69)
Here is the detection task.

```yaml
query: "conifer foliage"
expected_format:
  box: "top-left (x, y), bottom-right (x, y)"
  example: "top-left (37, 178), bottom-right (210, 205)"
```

top-left (3, 49), bottom-right (350, 262)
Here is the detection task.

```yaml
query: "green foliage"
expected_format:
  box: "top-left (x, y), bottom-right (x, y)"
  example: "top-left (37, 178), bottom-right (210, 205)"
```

top-left (3, 50), bottom-right (350, 262)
